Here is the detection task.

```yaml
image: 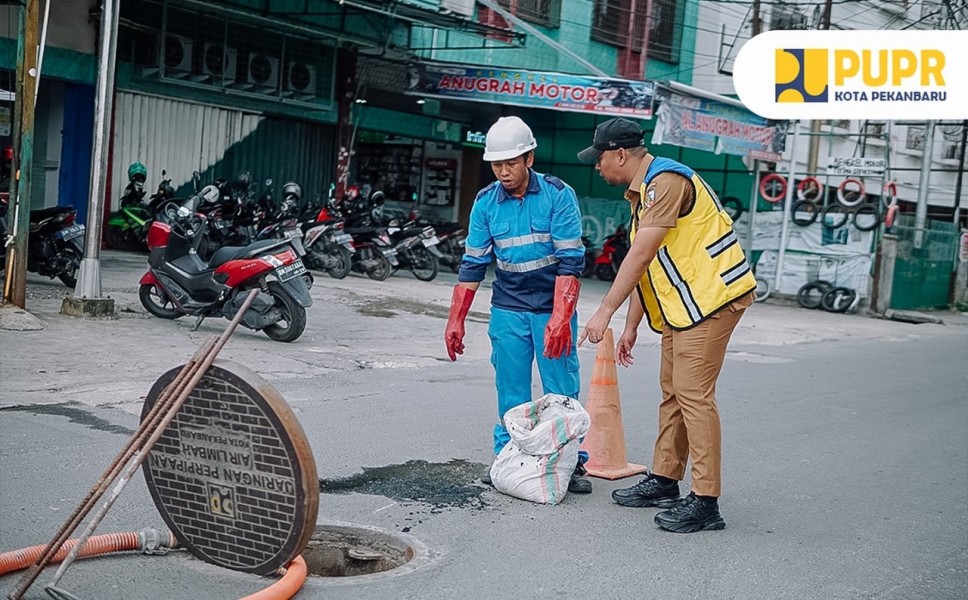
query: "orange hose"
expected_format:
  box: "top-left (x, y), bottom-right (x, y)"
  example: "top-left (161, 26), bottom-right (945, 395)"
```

top-left (0, 531), bottom-right (142, 575)
top-left (239, 556), bottom-right (308, 600)
top-left (0, 532), bottom-right (306, 600)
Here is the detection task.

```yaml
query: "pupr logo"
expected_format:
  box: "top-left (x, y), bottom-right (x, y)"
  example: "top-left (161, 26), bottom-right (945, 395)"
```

top-left (775, 49), bottom-right (828, 103)
top-left (734, 30), bottom-right (967, 119)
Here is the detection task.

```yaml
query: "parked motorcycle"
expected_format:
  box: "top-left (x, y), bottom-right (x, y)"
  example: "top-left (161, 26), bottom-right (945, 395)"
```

top-left (303, 199), bottom-right (355, 279)
top-left (0, 197), bottom-right (85, 288)
top-left (105, 165), bottom-right (177, 251)
top-left (330, 189), bottom-right (396, 281)
top-left (593, 224), bottom-right (629, 281)
top-left (138, 195), bottom-right (313, 342)
top-left (385, 218), bottom-right (442, 281)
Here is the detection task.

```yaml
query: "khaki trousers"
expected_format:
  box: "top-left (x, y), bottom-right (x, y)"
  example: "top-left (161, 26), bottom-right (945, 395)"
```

top-left (651, 302), bottom-right (747, 497)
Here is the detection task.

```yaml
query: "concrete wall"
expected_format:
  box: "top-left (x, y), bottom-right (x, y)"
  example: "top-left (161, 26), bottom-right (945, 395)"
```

top-left (0, 2), bottom-right (96, 54)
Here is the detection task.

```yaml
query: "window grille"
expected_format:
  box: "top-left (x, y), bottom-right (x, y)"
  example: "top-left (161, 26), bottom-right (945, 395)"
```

top-left (905, 126), bottom-right (925, 151)
top-left (478, 0), bottom-right (560, 30)
top-left (863, 122), bottom-right (886, 137)
top-left (590, 0), bottom-right (682, 64)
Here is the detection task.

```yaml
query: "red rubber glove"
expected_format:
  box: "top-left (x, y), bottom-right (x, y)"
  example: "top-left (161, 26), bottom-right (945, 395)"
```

top-left (445, 285), bottom-right (477, 361)
top-left (544, 276), bottom-right (581, 360)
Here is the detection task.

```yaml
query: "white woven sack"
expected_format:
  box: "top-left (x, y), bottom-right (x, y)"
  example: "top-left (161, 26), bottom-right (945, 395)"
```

top-left (490, 394), bottom-right (591, 505)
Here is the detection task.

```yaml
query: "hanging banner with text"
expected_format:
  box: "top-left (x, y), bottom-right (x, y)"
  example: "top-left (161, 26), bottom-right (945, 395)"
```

top-left (407, 62), bottom-right (655, 118)
top-left (651, 86), bottom-right (788, 160)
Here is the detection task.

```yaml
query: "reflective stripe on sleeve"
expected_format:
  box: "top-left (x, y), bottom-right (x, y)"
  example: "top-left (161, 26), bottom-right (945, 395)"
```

top-left (464, 244), bottom-right (493, 258)
top-left (553, 238), bottom-right (584, 250)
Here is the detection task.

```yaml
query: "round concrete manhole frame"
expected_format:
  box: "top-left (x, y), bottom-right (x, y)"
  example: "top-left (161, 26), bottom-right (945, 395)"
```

top-left (300, 521), bottom-right (435, 587)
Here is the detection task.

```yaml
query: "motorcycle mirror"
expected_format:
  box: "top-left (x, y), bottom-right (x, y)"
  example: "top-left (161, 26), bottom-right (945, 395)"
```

top-left (265, 179), bottom-right (272, 187)
top-left (162, 169), bottom-right (167, 177)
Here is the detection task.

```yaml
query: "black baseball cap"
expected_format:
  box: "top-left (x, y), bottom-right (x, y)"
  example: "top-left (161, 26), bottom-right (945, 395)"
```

top-left (577, 118), bottom-right (645, 163)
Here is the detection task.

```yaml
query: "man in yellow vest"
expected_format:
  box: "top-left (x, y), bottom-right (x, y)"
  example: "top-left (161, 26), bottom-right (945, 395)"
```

top-left (577, 118), bottom-right (756, 533)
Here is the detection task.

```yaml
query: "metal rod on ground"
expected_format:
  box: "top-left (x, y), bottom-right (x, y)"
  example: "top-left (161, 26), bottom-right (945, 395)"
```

top-left (10, 289), bottom-right (257, 599)
top-left (43, 290), bottom-right (259, 594)
top-left (6, 336), bottom-right (217, 600)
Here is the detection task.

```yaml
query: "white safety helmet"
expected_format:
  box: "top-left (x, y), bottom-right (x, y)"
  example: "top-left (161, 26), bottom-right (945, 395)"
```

top-left (483, 116), bottom-right (537, 162)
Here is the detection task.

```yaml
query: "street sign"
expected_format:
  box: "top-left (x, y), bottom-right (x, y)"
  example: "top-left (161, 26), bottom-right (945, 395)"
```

top-left (826, 156), bottom-right (887, 177)
top-left (142, 360), bottom-right (318, 575)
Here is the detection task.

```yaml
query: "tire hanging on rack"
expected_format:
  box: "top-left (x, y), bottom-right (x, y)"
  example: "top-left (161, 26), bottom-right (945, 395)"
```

top-left (885, 204), bottom-right (899, 229)
top-left (797, 280), bottom-right (833, 309)
top-left (837, 178), bottom-right (866, 207)
top-left (821, 203), bottom-right (850, 229)
top-left (852, 204), bottom-right (880, 232)
top-left (796, 176), bottom-right (823, 201)
top-left (759, 173), bottom-right (787, 204)
top-left (791, 199), bottom-right (820, 226)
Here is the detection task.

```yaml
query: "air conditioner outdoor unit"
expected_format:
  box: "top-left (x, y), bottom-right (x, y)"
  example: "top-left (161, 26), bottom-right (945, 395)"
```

top-left (246, 53), bottom-right (279, 90)
top-left (202, 44), bottom-right (237, 84)
top-left (285, 61), bottom-right (317, 98)
top-left (162, 34), bottom-right (193, 77)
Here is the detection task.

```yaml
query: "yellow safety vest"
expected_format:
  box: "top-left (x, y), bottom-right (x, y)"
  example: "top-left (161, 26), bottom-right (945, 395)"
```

top-left (631, 157), bottom-right (756, 332)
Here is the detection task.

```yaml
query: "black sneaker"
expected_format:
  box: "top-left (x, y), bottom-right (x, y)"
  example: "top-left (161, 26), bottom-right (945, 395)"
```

top-left (653, 493), bottom-right (726, 533)
top-left (611, 473), bottom-right (681, 508)
top-left (480, 469), bottom-right (492, 486)
top-left (568, 463), bottom-right (592, 494)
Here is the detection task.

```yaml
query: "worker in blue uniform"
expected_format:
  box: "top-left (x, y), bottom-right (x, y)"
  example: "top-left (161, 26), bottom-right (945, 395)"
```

top-left (444, 116), bottom-right (592, 494)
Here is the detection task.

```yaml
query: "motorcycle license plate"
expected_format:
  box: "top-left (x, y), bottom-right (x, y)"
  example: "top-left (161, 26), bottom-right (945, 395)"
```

top-left (421, 235), bottom-right (439, 247)
top-left (276, 259), bottom-right (307, 282)
top-left (55, 224), bottom-right (85, 241)
top-left (335, 234), bottom-right (352, 244)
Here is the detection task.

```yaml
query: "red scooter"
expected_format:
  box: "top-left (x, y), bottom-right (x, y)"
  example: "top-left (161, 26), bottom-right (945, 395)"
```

top-left (138, 197), bottom-right (313, 342)
top-left (593, 224), bottom-right (629, 281)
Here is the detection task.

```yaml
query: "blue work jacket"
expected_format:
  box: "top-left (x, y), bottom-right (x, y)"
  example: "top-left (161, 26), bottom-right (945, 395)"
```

top-left (459, 169), bottom-right (584, 313)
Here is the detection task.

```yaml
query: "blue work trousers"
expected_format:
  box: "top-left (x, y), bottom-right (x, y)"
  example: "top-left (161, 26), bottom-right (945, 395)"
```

top-left (488, 307), bottom-right (585, 463)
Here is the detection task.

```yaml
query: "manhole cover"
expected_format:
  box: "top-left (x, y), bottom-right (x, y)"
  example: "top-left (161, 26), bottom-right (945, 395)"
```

top-left (302, 523), bottom-right (432, 581)
top-left (142, 360), bottom-right (318, 575)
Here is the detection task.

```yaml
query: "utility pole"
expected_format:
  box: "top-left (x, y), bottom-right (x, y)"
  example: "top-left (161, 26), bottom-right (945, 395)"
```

top-left (914, 121), bottom-right (936, 249)
top-left (806, 0), bottom-right (833, 177)
top-left (2, 0), bottom-right (39, 309)
top-left (954, 120), bottom-right (966, 227)
top-left (70, 0), bottom-right (119, 313)
top-left (752, 0), bottom-right (762, 36)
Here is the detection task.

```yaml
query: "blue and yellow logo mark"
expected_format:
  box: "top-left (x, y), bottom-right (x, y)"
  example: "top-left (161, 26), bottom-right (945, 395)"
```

top-left (775, 49), bottom-right (829, 103)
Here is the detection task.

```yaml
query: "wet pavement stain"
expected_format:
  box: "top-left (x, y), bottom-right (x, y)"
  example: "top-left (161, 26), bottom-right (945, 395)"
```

top-left (319, 459), bottom-right (491, 510)
top-left (1, 402), bottom-right (134, 435)
top-left (352, 294), bottom-right (488, 323)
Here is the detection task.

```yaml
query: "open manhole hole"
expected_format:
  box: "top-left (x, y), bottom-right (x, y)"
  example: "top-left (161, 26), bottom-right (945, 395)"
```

top-left (302, 523), bottom-right (432, 582)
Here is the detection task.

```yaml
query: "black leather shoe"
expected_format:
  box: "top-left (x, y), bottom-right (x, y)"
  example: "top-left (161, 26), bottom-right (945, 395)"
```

top-left (611, 473), bottom-right (680, 507)
top-left (654, 493), bottom-right (726, 533)
top-left (568, 463), bottom-right (593, 494)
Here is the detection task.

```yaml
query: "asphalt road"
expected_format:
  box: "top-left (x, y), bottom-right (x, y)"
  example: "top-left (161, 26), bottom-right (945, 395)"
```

top-left (1, 250), bottom-right (966, 600)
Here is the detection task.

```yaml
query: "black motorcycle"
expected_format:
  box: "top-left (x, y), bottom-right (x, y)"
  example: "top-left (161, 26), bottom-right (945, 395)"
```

top-left (384, 219), bottom-right (442, 281)
top-left (0, 199), bottom-right (85, 288)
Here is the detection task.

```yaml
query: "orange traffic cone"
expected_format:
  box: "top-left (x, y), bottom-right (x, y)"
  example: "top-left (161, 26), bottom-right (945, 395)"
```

top-left (580, 328), bottom-right (649, 480)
